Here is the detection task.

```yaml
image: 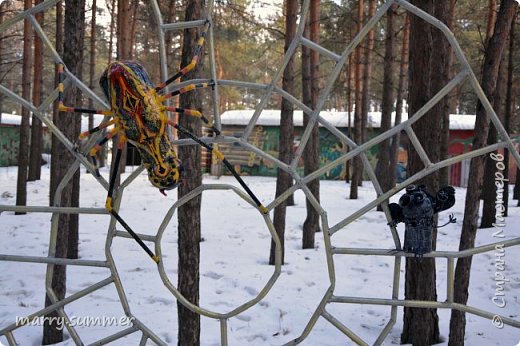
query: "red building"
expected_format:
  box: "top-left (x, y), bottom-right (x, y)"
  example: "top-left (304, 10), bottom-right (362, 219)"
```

top-left (447, 117), bottom-right (517, 186)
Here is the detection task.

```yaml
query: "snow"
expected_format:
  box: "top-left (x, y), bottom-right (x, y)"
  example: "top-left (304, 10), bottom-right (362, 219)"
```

top-left (0, 164), bottom-right (519, 345)
top-left (220, 110), bottom-right (477, 130)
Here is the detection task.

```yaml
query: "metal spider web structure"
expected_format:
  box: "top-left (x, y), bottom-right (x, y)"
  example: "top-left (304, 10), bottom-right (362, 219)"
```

top-left (0, 0), bottom-right (519, 345)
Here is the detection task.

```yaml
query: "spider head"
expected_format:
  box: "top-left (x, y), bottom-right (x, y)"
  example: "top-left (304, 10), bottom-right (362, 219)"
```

top-left (147, 158), bottom-right (184, 195)
top-left (137, 137), bottom-right (183, 195)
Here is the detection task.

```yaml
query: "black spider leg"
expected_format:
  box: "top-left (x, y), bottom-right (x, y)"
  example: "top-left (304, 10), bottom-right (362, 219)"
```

top-left (155, 20), bottom-right (210, 93)
top-left (58, 63), bottom-right (113, 116)
top-left (58, 63), bottom-right (158, 263)
top-left (163, 82), bottom-right (221, 136)
top-left (58, 63), bottom-right (114, 175)
top-left (437, 214), bottom-right (457, 228)
top-left (84, 125), bottom-right (119, 177)
top-left (172, 122), bottom-right (267, 214)
top-left (105, 135), bottom-right (160, 263)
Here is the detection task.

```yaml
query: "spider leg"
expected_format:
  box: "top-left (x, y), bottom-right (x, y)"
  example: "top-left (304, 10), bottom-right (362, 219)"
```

top-left (105, 134), bottom-right (160, 263)
top-left (57, 63), bottom-right (113, 116)
top-left (79, 119), bottom-right (117, 139)
top-left (161, 81), bottom-right (215, 101)
top-left (165, 106), bottom-right (220, 135)
top-left (170, 121), bottom-right (267, 214)
top-left (161, 81), bottom-right (219, 134)
top-left (155, 21), bottom-right (210, 92)
top-left (57, 63), bottom-right (157, 262)
top-left (87, 126), bottom-right (121, 176)
top-left (58, 63), bottom-right (115, 171)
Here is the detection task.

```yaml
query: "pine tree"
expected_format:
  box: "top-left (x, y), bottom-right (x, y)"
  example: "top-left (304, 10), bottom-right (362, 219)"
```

top-left (375, 4), bottom-right (396, 210)
top-left (350, 0), bottom-right (364, 199)
top-left (15, 0), bottom-right (32, 215)
top-left (301, 0), bottom-right (321, 249)
top-left (448, 1), bottom-right (519, 345)
top-left (401, 0), bottom-right (454, 343)
top-left (270, 0), bottom-right (298, 265)
top-left (28, 0), bottom-right (44, 181)
top-left (389, 14), bottom-right (409, 188)
top-left (43, 0), bottom-right (85, 343)
top-left (177, 0), bottom-right (205, 343)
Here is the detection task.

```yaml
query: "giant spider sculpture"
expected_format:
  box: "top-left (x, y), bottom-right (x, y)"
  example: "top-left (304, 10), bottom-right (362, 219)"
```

top-left (58, 21), bottom-right (266, 263)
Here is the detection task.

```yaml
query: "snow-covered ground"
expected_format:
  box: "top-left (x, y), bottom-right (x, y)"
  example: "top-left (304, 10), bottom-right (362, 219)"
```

top-left (0, 164), bottom-right (519, 345)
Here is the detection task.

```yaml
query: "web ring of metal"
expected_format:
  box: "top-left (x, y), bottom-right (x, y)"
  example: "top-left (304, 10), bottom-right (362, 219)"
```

top-left (154, 184), bottom-right (282, 320)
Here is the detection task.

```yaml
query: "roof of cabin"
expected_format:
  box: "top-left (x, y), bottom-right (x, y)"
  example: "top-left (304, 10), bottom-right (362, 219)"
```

top-left (220, 110), bottom-right (476, 130)
top-left (0, 113), bottom-right (106, 132)
top-left (0, 110), bottom-right (477, 131)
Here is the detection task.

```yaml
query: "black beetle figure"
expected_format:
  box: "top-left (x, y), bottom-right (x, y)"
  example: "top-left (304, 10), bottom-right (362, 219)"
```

top-left (388, 185), bottom-right (456, 256)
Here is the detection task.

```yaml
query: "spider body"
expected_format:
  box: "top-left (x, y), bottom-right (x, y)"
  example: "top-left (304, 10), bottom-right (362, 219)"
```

top-left (99, 61), bottom-right (181, 193)
top-left (56, 21), bottom-right (266, 263)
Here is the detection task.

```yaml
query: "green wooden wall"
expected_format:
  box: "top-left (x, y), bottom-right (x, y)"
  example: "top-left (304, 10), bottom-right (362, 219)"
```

top-left (0, 125), bottom-right (52, 166)
top-left (220, 125), bottom-right (379, 180)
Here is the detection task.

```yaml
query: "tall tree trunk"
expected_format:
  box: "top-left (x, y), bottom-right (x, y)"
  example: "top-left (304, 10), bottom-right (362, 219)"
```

top-left (68, 5), bottom-right (85, 260)
top-left (50, 1), bottom-right (64, 203)
top-left (165, 0), bottom-right (177, 66)
top-left (164, 0), bottom-right (180, 137)
top-left (486, 0), bottom-right (498, 46)
top-left (43, 0), bottom-right (84, 343)
top-left (344, 52), bottom-right (353, 183)
top-left (481, 36), bottom-right (509, 228)
top-left (401, 0), bottom-right (450, 343)
top-left (438, 0), bottom-right (456, 187)
top-left (302, 0), bottom-right (320, 249)
top-left (128, 0), bottom-right (138, 58)
top-left (117, 0), bottom-right (131, 60)
top-left (215, 46), bottom-right (226, 114)
top-left (44, 4), bottom-right (64, 340)
top-left (301, 2), bottom-right (311, 152)
top-left (88, 0), bottom-right (97, 153)
top-left (375, 4), bottom-right (396, 211)
top-left (28, 0), bottom-right (44, 181)
top-left (350, 0), bottom-right (364, 199)
top-left (448, 48), bottom-right (459, 114)
top-left (89, 0), bottom-right (105, 168)
top-left (514, 166), bottom-right (520, 202)
top-left (164, 0), bottom-right (178, 114)
top-left (502, 15), bottom-right (515, 216)
top-left (360, 0), bottom-right (376, 148)
top-left (177, 1), bottom-right (204, 344)
top-left (0, 2), bottom-right (7, 122)
top-left (108, 0), bottom-right (115, 63)
top-left (514, 80), bottom-right (519, 204)
top-left (99, 0), bottom-right (115, 168)
top-left (15, 0), bottom-right (33, 215)
top-left (448, 2), bottom-right (518, 345)
top-left (270, 0), bottom-right (298, 265)
top-left (300, 0), bottom-right (311, 207)
top-left (114, 0), bottom-right (131, 176)
top-left (389, 14), bottom-right (409, 187)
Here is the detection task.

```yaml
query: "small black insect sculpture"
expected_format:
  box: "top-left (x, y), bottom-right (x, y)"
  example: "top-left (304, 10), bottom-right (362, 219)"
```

top-left (388, 185), bottom-right (456, 256)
